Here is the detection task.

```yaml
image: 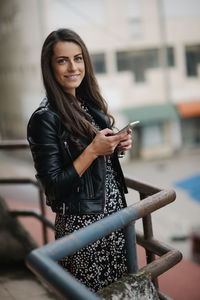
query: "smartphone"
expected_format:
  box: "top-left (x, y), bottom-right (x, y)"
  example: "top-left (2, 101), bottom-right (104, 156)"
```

top-left (115, 121), bottom-right (140, 135)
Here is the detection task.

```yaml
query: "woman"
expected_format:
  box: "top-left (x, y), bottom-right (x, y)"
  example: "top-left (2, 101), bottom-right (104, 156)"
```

top-left (27, 28), bottom-right (132, 292)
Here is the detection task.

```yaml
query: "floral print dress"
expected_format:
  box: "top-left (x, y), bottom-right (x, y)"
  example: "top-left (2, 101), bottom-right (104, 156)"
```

top-left (55, 104), bottom-right (127, 292)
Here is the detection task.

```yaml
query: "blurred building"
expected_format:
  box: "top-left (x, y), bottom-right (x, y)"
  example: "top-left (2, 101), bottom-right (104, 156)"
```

top-left (0, 0), bottom-right (45, 139)
top-left (0, 0), bottom-right (200, 159)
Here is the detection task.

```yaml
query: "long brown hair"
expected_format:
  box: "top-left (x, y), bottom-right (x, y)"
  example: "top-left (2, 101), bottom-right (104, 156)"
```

top-left (41, 28), bottom-right (114, 147)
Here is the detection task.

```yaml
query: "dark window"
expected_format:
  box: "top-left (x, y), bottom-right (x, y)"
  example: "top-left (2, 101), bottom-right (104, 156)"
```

top-left (185, 45), bottom-right (200, 77)
top-left (91, 53), bottom-right (106, 74)
top-left (116, 47), bottom-right (174, 82)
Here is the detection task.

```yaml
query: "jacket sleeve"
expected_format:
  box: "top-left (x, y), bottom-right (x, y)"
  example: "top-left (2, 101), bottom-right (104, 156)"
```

top-left (27, 109), bottom-right (81, 203)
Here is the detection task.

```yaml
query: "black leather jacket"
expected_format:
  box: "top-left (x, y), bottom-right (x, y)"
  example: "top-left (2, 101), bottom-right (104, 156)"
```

top-left (27, 98), bottom-right (128, 214)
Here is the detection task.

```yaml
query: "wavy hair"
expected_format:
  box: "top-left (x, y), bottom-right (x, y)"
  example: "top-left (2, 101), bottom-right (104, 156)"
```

top-left (41, 28), bottom-right (114, 148)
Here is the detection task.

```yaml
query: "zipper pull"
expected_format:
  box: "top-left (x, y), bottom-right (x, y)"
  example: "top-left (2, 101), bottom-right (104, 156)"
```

top-left (64, 140), bottom-right (73, 159)
top-left (77, 186), bottom-right (80, 192)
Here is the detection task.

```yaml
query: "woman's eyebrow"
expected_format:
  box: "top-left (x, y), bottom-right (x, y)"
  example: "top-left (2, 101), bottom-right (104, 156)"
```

top-left (55, 56), bottom-right (66, 59)
top-left (56, 53), bottom-right (82, 59)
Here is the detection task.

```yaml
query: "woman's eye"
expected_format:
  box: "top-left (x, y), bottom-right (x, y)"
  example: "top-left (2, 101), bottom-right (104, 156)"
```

top-left (75, 56), bottom-right (83, 61)
top-left (58, 59), bottom-right (65, 64)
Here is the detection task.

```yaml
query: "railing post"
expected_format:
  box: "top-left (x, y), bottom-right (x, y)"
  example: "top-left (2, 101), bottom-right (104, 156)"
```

top-left (124, 221), bottom-right (138, 274)
top-left (38, 186), bottom-right (48, 245)
top-left (140, 192), bottom-right (158, 288)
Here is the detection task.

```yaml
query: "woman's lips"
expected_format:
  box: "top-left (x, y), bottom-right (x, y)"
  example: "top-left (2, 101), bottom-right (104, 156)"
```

top-left (64, 74), bottom-right (80, 80)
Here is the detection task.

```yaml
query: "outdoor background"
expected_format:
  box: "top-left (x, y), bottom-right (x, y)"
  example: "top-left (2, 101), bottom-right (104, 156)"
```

top-left (0, 0), bottom-right (200, 299)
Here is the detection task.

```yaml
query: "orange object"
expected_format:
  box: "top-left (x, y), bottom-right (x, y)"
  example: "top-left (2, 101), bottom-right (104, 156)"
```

top-left (177, 100), bottom-right (200, 117)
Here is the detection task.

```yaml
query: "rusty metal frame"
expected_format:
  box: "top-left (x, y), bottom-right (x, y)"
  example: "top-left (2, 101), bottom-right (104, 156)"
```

top-left (26, 189), bottom-right (182, 300)
top-left (0, 140), bottom-right (49, 244)
top-left (0, 140), bottom-right (183, 299)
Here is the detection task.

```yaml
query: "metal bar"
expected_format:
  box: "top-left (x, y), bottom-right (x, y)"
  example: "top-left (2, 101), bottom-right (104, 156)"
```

top-left (125, 177), bottom-right (161, 195)
top-left (140, 250), bottom-right (182, 279)
top-left (136, 231), bottom-right (182, 278)
top-left (124, 221), bottom-right (138, 274)
top-left (140, 192), bottom-right (155, 263)
top-left (0, 177), bottom-right (49, 243)
top-left (27, 255), bottom-right (101, 300)
top-left (140, 192), bottom-right (158, 288)
top-left (140, 192), bottom-right (154, 240)
top-left (158, 290), bottom-right (173, 300)
top-left (38, 188), bottom-right (48, 244)
top-left (0, 178), bottom-right (38, 186)
top-left (136, 231), bottom-right (173, 256)
top-left (28, 189), bottom-right (175, 261)
top-left (10, 210), bottom-right (54, 230)
top-left (0, 140), bottom-right (29, 149)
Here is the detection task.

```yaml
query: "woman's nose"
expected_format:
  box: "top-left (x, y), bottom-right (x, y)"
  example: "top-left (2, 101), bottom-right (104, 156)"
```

top-left (68, 60), bottom-right (76, 71)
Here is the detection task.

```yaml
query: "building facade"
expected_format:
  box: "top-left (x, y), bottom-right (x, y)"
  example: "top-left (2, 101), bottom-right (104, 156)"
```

top-left (0, 0), bottom-right (200, 159)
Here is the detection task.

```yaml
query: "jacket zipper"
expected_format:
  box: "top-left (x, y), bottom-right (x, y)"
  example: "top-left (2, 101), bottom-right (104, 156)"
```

top-left (85, 169), bottom-right (94, 198)
top-left (64, 141), bottom-right (72, 159)
top-left (64, 140), bottom-right (80, 193)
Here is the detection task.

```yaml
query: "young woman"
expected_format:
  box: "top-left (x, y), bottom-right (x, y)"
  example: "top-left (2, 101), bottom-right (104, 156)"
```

top-left (27, 28), bottom-right (132, 292)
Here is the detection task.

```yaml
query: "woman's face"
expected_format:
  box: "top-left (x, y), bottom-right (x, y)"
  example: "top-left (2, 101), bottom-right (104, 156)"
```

top-left (51, 41), bottom-right (85, 96)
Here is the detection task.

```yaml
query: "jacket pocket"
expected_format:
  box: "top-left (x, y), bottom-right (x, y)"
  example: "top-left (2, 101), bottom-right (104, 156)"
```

top-left (79, 199), bottom-right (104, 214)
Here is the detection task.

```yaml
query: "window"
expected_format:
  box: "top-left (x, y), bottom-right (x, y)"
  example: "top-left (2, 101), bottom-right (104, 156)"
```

top-left (185, 44), bottom-right (200, 77)
top-left (91, 53), bottom-right (106, 74)
top-left (116, 47), bottom-right (175, 82)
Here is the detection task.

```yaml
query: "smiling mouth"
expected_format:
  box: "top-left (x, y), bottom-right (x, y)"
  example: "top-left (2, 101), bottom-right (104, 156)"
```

top-left (64, 74), bottom-right (80, 80)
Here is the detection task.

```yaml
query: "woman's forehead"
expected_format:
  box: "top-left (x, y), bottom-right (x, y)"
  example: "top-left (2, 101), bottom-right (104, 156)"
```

top-left (53, 41), bottom-right (82, 57)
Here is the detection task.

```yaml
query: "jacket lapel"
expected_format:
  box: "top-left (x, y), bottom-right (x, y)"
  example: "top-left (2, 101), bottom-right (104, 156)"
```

top-left (86, 104), bottom-right (111, 129)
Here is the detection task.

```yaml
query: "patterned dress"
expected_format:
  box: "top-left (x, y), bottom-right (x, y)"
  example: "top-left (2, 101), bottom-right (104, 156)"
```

top-left (55, 104), bottom-right (127, 292)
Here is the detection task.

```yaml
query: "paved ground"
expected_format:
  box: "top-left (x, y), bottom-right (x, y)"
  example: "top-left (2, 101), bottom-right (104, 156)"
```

top-left (0, 264), bottom-right (60, 300)
top-left (0, 148), bottom-right (200, 299)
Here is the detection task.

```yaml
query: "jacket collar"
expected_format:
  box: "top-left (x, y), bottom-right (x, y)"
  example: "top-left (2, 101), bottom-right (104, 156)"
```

top-left (86, 103), bottom-right (111, 129)
top-left (41, 97), bottom-right (111, 130)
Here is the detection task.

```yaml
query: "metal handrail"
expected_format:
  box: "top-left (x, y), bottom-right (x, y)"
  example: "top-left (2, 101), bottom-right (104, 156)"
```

top-left (26, 189), bottom-right (182, 300)
top-left (0, 140), bottom-right (183, 299)
top-left (0, 139), bottom-right (29, 149)
top-left (0, 140), bottom-right (48, 244)
top-left (10, 209), bottom-right (55, 230)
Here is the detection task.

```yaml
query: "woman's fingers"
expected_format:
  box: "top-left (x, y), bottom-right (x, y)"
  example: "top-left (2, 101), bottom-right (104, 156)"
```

top-left (91, 129), bottom-right (129, 156)
top-left (118, 133), bottom-right (132, 152)
top-left (100, 128), bottom-right (114, 136)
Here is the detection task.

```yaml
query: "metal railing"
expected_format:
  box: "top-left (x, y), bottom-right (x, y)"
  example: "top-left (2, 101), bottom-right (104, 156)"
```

top-left (0, 140), bottom-right (50, 244)
top-left (0, 140), bottom-right (183, 299)
top-left (26, 188), bottom-right (182, 300)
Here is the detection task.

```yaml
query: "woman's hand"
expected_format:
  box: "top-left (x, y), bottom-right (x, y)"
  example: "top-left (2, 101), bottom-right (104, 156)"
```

top-left (73, 128), bottom-right (130, 176)
top-left (89, 128), bottom-right (129, 157)
top-left (117, 129), bottom-right (132, 155)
